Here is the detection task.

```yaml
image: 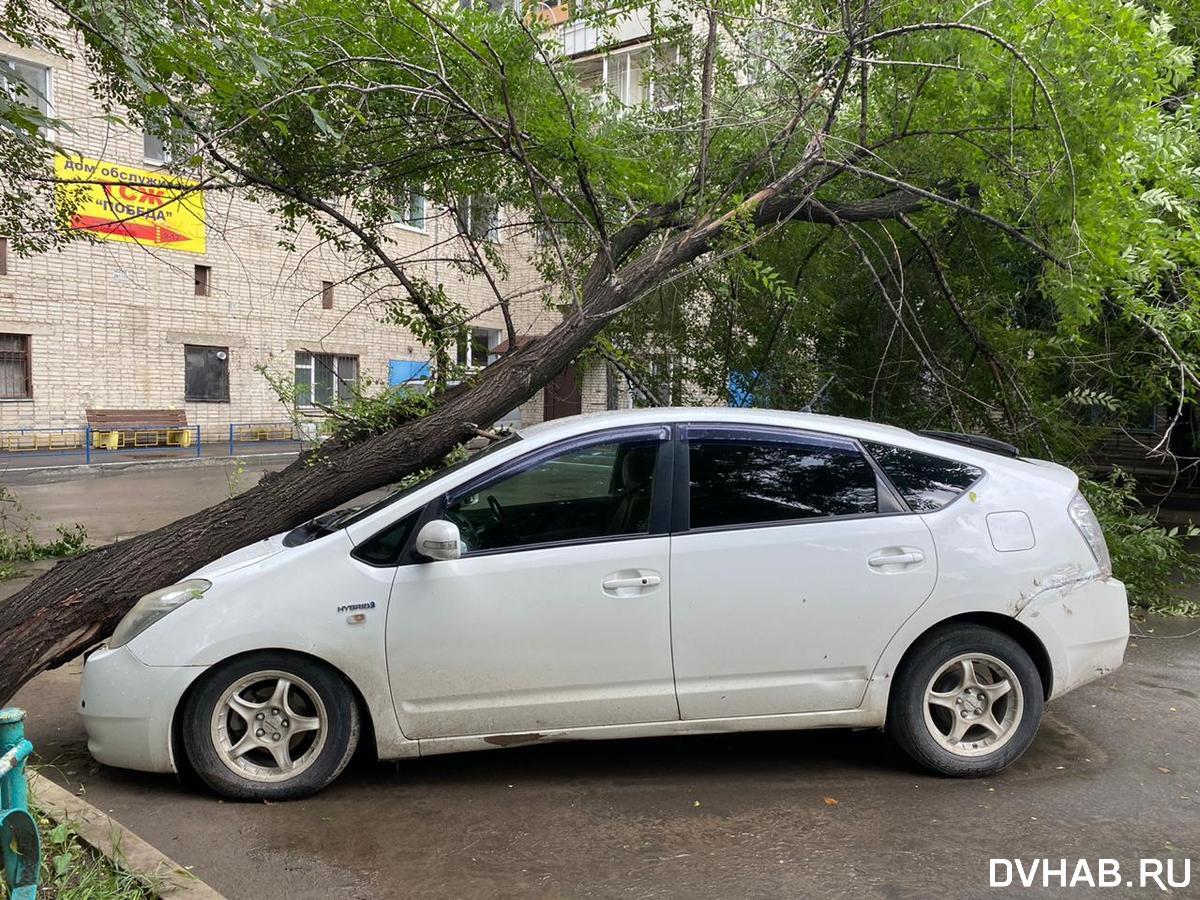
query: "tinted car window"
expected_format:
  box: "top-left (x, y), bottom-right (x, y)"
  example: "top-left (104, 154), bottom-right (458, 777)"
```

top-left (864, 441), bottom-right (983, 511)
top-left (352, 511), bottom-right (420, 566)
top-left (445, 436), bottom-right (662, 553)
top-left (688, 432), bottom-right (877, 529)
top-left (335, 434), bottom-right (521, 529)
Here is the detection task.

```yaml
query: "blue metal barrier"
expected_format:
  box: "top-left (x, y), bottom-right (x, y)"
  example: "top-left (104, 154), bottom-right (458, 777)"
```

top-left (228, 421), bottom-right (303, 456)
top-left (0, 427), bottom-right (88, 460)
top-left (0, 420), bottom-right (307, 469)
top-left (0, 708), bottom-right (39, 899)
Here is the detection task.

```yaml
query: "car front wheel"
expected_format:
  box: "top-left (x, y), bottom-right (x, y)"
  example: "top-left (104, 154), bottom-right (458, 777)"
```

top-left (888, 624), bottom-right (1044, 777)
top-left (182, 651), bottom-right (360, 800)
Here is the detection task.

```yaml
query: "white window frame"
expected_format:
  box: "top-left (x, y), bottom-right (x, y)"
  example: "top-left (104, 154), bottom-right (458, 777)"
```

top-left (294, 351), bottom-right (359, 408)
top-left (394, 191), bottom-right (427, 233)
top-left (0, 55), bottom-right (53, 138)
top-left (143, 130), bottom-right (171, 166)
top-left (458, 195), bottom-right (502, 244)
top-left (456, 326), bottom-right (501, 370)
top-left (647, 45), bottom-right (682, 112)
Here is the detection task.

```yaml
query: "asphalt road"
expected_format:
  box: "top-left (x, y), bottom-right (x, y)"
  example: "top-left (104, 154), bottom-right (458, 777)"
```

top-left (13, 618), bottom-right (1200, 900)
top-left (5, 461), bottom-right (1200, 899)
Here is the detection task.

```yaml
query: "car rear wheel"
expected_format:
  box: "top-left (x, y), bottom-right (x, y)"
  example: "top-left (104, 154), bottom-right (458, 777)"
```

top-left (182, 652), bottom-right (360, 800)
top-left (888, 624), bottom-right (1043, 776)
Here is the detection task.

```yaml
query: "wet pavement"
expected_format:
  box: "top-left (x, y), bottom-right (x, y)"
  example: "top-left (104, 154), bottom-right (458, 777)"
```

top-left (4, 466), bottom-right (1200, 898)
top-left (0, 457), bottom-right (287, 546)
top-left (0, 439), bottom-right (300, 472)
top-left (10, 618), bottom-right (1200, 899)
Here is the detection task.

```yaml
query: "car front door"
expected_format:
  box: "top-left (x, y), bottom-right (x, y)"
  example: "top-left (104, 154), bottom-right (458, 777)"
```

top-left (669, 424), bottom-right (937, 719)
top-left (385, 425), bottom-right (678, 740)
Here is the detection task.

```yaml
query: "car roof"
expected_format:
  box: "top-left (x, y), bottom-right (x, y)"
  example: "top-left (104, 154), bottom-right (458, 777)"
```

top-left (516, 407), bottom-right (1034, 473)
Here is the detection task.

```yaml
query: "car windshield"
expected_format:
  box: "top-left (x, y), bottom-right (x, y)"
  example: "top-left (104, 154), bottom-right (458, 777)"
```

top-left (332, 433), bottom-right (523, 530)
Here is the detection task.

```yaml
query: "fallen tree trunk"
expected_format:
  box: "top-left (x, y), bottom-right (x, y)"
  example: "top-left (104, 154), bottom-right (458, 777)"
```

top-left (0, 173), bottom-right (932, 700)
top-left (0, 280), bottom-right (618, 700)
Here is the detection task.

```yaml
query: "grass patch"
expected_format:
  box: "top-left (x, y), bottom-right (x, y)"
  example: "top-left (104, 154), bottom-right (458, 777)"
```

top-left (0, 485), bottom-right (89, 582)
top-left (1, 809), bottom-right (156, 900)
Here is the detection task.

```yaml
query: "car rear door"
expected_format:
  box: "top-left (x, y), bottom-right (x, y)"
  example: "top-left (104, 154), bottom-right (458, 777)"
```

top-left (669, 424), bottom-right (937, 718)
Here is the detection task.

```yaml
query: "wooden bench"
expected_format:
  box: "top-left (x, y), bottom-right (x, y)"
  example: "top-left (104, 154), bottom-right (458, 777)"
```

top-left (85, 409), bottom-right (194, 450)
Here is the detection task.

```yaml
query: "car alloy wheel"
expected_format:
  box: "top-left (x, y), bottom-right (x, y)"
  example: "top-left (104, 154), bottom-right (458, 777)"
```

top-left (921, 653), bottom-right (1024, 758)
top-left (887, 623), bottom-right (1044, 777)
top-left (183, 651), bottom-right (360, 800)
top-left (211, 669), bottom-right (329, 783)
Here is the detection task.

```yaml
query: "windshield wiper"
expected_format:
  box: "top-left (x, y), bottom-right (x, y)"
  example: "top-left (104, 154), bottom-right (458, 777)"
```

top-left (282, 506), bottom-right (362, 547)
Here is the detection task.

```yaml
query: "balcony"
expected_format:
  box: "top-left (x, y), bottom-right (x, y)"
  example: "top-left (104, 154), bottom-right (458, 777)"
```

top-left (558, 5), bottom-right (657, 57)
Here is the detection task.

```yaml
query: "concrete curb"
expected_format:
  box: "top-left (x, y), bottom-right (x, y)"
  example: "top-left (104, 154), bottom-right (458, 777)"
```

top-left (28, 771), bottom-right (227, 899)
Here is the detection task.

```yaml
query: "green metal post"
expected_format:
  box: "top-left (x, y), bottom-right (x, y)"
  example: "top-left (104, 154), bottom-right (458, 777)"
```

top-left (0, 707), bottom-right (39, 900)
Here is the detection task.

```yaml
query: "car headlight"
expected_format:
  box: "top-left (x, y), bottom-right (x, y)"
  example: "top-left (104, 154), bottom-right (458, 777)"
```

top-left (109, 578), bottom-right (212, 649)
top-left (1068, 492), bottom-right (1112, 577)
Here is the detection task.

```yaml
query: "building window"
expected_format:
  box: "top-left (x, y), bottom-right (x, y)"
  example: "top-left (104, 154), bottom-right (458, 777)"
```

top-left (395, 192), bottom-right (426, 231)
top-left (456, 195), bottom-right (500, 243)
top-left (0, 57), bottom-right (51, 132)
top-left (294, 351), bottom-right (358, 406)
top-left (648, 45), bottom-right (682, 111)
top-left (194, 264), bottom-right (210, 296)
top-left (0, 237), bottom-right (7, 276)
top-left (144, 131), bottom-right (170, 165)
top-left (456, 327), bottom-right (499, 369)
top-left (0, 334), bottom-right (31, 400)
top-left (184, 345), bottom-right (229, 402)
top-left (321, 280), bottom-right (334, 309)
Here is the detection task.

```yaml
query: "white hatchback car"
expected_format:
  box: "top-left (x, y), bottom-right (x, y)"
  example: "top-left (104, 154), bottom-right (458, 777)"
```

top-left (80, 409), bottom-right (1129, 799)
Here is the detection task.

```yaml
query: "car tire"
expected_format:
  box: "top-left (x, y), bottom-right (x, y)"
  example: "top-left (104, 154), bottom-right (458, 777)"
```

top-left (888, 623), bottom-right (1044, 777)
top-left (182, 651), bottom-right (360, 801)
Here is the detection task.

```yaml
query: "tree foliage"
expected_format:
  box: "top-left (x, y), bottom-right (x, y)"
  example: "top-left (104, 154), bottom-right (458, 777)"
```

top-left (4, 0), bottom-right (1200, 699)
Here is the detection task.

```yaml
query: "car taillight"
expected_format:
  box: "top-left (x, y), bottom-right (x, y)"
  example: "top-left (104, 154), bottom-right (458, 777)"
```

top-left (1068, 491), bottom-right (1112, 577)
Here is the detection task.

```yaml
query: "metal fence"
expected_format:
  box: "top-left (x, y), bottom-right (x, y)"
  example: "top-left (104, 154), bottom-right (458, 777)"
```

top-left (0, 421), bottom-right (308, 469)
top-left (227, 421), bottom-right (308, 456)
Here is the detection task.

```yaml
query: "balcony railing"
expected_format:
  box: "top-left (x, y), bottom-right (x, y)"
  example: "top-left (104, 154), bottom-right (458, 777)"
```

top-left (559, 7), bottom-right (657, 57)
top-left (561, 19), bottom-right (602, 55)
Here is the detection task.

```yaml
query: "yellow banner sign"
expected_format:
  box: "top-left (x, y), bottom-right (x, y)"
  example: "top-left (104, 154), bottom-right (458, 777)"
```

top-left (55, 153), bottom-right (206, 254)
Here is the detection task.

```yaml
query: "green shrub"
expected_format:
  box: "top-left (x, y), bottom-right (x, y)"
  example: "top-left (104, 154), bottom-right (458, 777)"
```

top-left (0, 485), bottom-right (88, 578)
top-left (1079, 469), bottom-right (1200, 616)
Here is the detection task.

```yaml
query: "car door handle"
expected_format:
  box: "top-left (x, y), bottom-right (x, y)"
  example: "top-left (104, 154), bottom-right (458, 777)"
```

top-left (868, 550), bottom-right (925, 568)
top-left (602, 572), bottom-right (662, 591)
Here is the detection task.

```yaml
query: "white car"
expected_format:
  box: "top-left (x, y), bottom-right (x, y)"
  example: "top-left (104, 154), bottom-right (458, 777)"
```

top-left (80, 409), bottom-right (1129, 800)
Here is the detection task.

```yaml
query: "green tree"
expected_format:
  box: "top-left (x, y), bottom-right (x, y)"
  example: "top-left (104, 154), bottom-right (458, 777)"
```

top-left (2, 0), bottom-right (1198, 696)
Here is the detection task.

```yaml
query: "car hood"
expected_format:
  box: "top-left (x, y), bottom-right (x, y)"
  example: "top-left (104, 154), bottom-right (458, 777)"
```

top-left (192, 533), bottom-right (289, 579)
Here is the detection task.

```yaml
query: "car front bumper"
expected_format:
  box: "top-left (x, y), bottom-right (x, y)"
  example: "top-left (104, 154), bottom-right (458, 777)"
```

top-left (79, 644), bottom-right (208, 774)
top-left (1017, 575), bottom-right (1129, 700)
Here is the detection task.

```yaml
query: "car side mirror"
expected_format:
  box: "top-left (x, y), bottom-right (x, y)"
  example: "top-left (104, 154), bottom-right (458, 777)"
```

top-left (415, 519), bottom-right (462, 561)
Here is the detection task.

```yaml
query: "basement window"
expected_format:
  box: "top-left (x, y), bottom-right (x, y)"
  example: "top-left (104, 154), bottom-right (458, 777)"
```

top-left (184, 345), bottom-right (229, 402)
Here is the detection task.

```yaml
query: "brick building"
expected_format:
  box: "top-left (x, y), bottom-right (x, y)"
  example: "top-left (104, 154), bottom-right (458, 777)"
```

top-left (0, 22), bottom-right (626, 450)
